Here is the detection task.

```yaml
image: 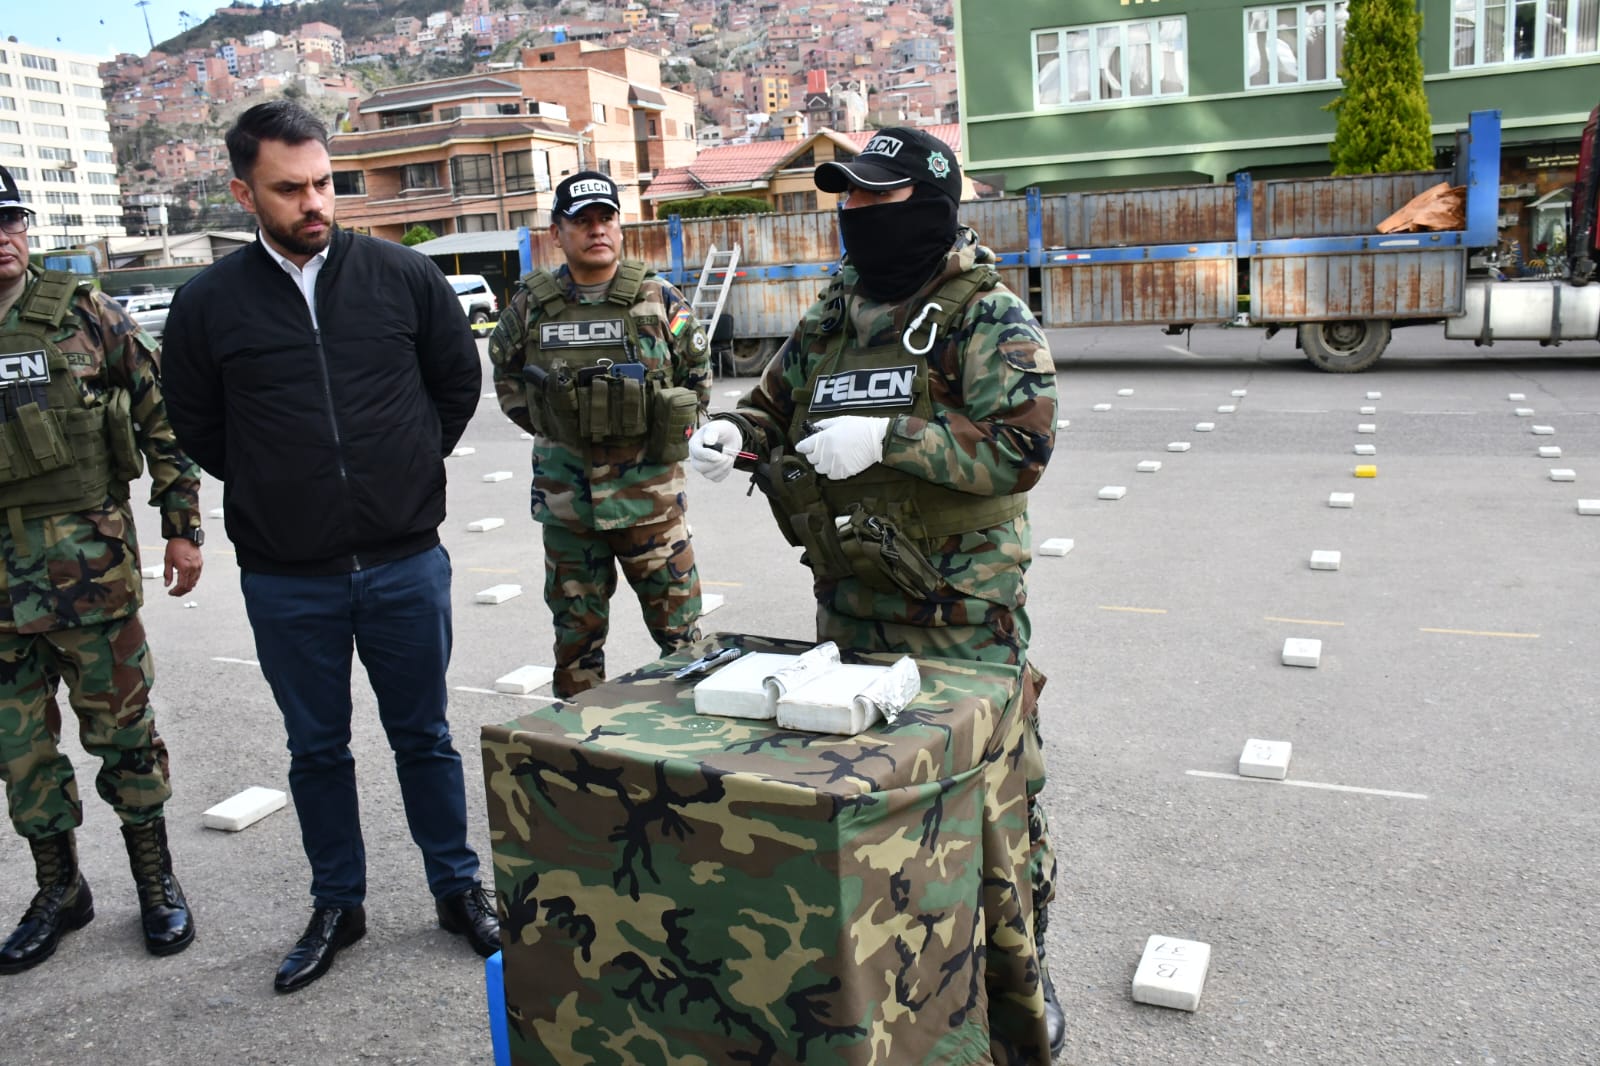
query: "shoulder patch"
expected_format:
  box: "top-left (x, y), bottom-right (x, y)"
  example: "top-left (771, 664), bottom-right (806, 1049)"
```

top-left (668, 306), bottom-right (695, 337)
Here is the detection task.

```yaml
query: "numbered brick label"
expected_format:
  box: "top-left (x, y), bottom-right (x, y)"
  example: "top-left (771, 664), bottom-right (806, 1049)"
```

top-left (1132, 934), bottom-right (1212, 1011)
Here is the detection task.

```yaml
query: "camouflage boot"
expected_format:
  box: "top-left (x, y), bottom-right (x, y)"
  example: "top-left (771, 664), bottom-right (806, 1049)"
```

top-left (121, 819), bottom-right (194, 956)
top-left (1036, 903), bottom-right (1065, 1060)
top-left (0, 831), bottom-right (95, 974)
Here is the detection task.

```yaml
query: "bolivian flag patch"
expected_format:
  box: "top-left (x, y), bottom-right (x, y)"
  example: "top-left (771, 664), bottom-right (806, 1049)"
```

top-left (669, 307), bottom-right (695, 336)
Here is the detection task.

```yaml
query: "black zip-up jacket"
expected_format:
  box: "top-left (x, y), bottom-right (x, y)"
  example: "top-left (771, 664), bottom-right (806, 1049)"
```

top-left (162, 227), bottom-right (481, 575)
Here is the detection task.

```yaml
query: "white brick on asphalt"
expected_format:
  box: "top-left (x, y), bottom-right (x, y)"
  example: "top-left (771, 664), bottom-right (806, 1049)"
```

top-left (1132, 936), bottom-right (1212, 1012)
top-left (1217, 404), bottom-right (1236, 413)
top-left (1117, 388), bottom-right (1134, 396)
top-left (482, 471), bottom-right (513, 482)
top-left (1239, 738), bottom-right (1293, 780)
top-left (202, 787), bottom-right (286, 832)
top-left (1231, 389), bottom-right (1248, 397)
top-left (1359, 405), bottom-right (1376, 415)
top-left (1098, 486), bottom-right (1127, 500)
top-left (140, 565), bottom-right (161, 580)
top-left (1056, 419), bottom-right (1071, 429)
top-left (1508, 392), bottom-right (1526, 401)
top-left (450, 446), bottom-right (476, 457)
top-left (1195, 422), bottom-right (1215, 432)
top-left (494, 665), bottom-right (555, 695)
top-left (1353, 444), bottom-right (1376, 456)
top-left (519, 432), bottom-right (534, 440)
top-left (1038, 538), bottom-right (1075, 556)
top-left (1282, 637), bottom-right (1322, 667)
top-left (475, 584), bottom-right (523, 605)
top-left (1366, 391), bottom-right (1382, 400)
top-left (1357, 423), bottom-right (1376, 434)
top-left (723, 389), bottom-right (743, 397)
top-left (1093, 403), bottom-right (1113, 412)
top-left (1550, 469), bottom-right (1576, 482)
top-left (701, 592), bottom-right (725, 614)
top-left (1328, 492), bottom-right (1354, 508)
top-left (1167, 442), bottom-right (1192, 452)
top-left (1514, 408), bottom-right (1535, 417)
top-left (1539, 446), bottom-right (1563, 458)
top-left (1532, 425), bottom-right (1556, 435)
top-left (1137, 460), bottom-right (1162, 473)
top-left (208, 507), bottom-right (224, 519)
top-left (1580, 500), bottom-right (1600, 516)
top-left (1309, 550), bottom-right (1341, 571)
top-left (467, 517), bottom-right (505, 533)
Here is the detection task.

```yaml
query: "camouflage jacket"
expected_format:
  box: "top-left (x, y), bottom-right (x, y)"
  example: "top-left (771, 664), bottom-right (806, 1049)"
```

top-left (733, 231), bottom-right (1057, 618)
top-left (488, 265), bottom-right (711, 531)
top-left (0, 272), bottom-right (202, 634)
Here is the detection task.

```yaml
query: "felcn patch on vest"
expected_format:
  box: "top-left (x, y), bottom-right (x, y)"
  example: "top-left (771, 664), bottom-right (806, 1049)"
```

top-left (810, 366), bottom-right (917, 412)
top-left (668, 306), bottom-right (694, 337)
top-left (0, 350), bottom-right (50, 386)
top-left (540, 319), bottom-right (626, 348)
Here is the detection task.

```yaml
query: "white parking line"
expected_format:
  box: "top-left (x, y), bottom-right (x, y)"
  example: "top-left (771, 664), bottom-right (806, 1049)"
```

top-left (1163, 345), bottom-right (1202, 357)
top-left (1186, 769), bottom-right (1427, 800)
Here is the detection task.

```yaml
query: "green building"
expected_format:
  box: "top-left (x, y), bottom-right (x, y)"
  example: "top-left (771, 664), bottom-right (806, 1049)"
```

top-left (955, 0), bottom-right (1596, 256)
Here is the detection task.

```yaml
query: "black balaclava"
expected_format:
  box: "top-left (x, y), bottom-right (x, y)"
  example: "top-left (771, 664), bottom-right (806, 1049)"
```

top-left (839, 182), bottom-right (959, 303)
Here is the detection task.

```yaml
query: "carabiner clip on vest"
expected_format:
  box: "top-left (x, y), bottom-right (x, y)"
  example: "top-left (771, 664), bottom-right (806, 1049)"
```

top-left (901, 301), bottom-right (943, 356)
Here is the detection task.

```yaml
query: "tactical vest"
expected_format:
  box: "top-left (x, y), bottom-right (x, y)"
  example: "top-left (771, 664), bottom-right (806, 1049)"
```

top-left (0, 270), bottom-right (135, 538)
top-left (760, 265), bottom-right (1029, 598)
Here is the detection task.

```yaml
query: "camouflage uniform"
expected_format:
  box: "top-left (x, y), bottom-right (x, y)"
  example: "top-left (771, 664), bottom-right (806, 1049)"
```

top-left (489, 265), bottom-right (711, 697)
top-left (720, 231), bottom-right (1060, 1052)
top-left (0, 268), bottom-right (201, 840)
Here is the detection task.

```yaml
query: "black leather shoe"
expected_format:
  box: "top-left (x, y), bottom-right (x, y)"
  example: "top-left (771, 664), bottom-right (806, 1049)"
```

top-left (0, 876), bottom-right (94, 975)
top-left (273, 905), bottom-right (366, 994)
top-left (436, 883), bottom-right (500, 958)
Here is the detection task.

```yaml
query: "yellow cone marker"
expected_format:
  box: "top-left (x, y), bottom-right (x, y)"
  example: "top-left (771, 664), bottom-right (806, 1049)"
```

top-left (1354, 464), bottom-right (1377, 478)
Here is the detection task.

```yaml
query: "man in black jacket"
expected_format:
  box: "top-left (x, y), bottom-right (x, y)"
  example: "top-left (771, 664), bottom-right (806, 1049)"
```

top-left (161, 101), bottom-right (499, 994)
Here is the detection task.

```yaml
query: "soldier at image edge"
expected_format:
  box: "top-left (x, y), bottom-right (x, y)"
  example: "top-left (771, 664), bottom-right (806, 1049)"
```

top-left (488, 170), bottom-right (711, 699)
top-left (0, 162), bottom-right (204, 974)
top-left (686, 126), bottom-right (1066, 1062)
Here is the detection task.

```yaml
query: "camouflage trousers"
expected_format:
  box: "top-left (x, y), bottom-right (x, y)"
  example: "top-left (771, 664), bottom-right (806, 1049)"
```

top-left (0, 614), bottom-right (169, 839)
top-left (816, 600), bottom-right (1058, 921)
top-left (544, 516), bottom-right (702, 699)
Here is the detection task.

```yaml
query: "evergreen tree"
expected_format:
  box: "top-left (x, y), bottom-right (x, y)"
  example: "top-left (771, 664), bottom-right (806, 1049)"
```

top-left (1325, 0), bottom-right (1434, 174)
top-left (401, 225), bottom-right (438, 246)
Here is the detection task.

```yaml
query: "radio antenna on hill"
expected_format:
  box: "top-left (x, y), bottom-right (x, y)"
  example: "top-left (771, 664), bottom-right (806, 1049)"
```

top-left (135, 0), bottom-right (155, 50)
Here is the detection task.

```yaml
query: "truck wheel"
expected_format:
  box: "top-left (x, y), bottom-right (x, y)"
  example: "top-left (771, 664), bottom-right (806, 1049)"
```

top-left (731, 337), bottom-right (781, 376)
top-left (1299, 320), bottom-right (1390, 373)
top-left (470, 310), bottom-right (490, 326)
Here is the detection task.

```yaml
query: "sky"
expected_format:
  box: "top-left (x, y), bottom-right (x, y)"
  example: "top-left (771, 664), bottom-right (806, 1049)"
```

top-left (6, 1), bottom-right (195, 61)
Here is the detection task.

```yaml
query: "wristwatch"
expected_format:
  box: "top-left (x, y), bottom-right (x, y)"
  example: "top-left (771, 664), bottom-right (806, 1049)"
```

top-left (175, 528), bottom-right (205, 547)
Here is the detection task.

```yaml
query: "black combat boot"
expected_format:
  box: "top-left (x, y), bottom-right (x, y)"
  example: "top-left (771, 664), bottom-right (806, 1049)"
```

top-left (1036, 905), bottom-right (1066, 1060)
top-left (121, 818), bottom-right (194, 956)
top-left (0, 831), bottom-right (95, 974)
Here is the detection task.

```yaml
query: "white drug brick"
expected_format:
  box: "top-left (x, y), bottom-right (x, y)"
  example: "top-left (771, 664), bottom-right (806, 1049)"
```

top-left (1353, 444), bottom-right (1376, 456)
top-left (1508, 393), bottom-right (1526, 401)
top-left (1579, 500), bottom-right (1600, 516)
top-left (482, 471), bottom-right (513, 483)
top-left (1515, 408), bottom-right (1535, 417)
top-left (466, 517), bottom-right (505, 533)
top-left (1117, 388), bottom-right (1134, 396)
top-left (1532, 425), bottom-right (1556, 435)
top-left (1195, 422), bottom-right (1215, 432)
top-left (1309, 550), bottom-right (1341, 571)
top-left (1239, 739), bottom-right (1293, 780)
top-left (1098, 485), bottom-right (1127, 500)
top-left (1038, 537), bottom-right (1074, 556)
top-left (1550, 469), bottom-right (1577, 482)
top-left (701, 592), bottom-right (725, 614)
top-left (723, 389), bottom-right (743, 397)
top-left (1132, 936), bottom-right (1212, 1012)
top-left (475, 584), bottom-right (523, 605)
top-left (1359, 405), bottom-right (1377, 415)
top-left (1055, 419), bottom-right (1071, 429)
top-left (1231, 389), bottom-right (1248, 397)
top-left (450, 446), bottom-right (476, 457)
top-left (140, 565), bottom-right (161, 580)
top-left (208, 507), bottom-right (224, 519)
top-left (1093, 403), bottom-right (1113, 412)
top-left (202, 787), bottom-right (287, 832)
top-left (1282, 637), bottom-right (1322, 668)
top-left (519, 432), bottom-right (534, 440)
top-left (1328, 492), bottom-right (1354, 508)
top-left (1357, 423), bottom-right (1376, 434)
top-left (1217, 404), bottom-right (1236, 413)
top-left (481, 392), bottom-right (496, 399)
top-left (1137, 460), bottom-right (1162, 473)
top-left (494, 665), bottom-right (555, 695)
top-left (1366, 391), bottom-right (1382, 400)
top-left (1167, 442), bottom-right (1192, 452)
top-left (1539, 446), bottom-right (1563, 458)
top-left (183, 601), bottom-right (199, 609)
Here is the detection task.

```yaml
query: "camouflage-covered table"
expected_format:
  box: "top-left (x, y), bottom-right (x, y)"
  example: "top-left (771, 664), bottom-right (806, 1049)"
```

top-left (481, 632), bottom-right (1050, 1065)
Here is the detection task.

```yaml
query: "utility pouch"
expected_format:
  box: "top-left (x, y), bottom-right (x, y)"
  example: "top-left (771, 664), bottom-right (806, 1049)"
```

top-left (644, 385), bottom-right (697, 463)
top-left (835, 507), bottom-right (944, 599)
top-left (10, 403), bottom-right (72, 480)
top-left (760, 453), bottom-right (853, 580)
top-left (105, 389), bottom-right (142, 481)
top-left (539, 364), bottom-right (580, 443)
top-left (579, 370), bottom-right (648, 442)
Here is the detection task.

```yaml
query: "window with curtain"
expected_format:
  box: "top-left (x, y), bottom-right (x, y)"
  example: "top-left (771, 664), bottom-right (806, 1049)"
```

top-left (1035, 17), bottom-right (1187, 107)
top-left (1452, 0), bottom-right (1598, 65)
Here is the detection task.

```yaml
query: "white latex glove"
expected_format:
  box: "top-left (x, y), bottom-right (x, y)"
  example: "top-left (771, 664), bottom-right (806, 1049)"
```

top-left (688, 420), bottom-right (742, 482)
top-left (794, 416), bottom-right (889, 480)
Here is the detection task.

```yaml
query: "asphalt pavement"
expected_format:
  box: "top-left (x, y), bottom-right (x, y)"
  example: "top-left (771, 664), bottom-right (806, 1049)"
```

top-left (2, 325), bottom-right (1597, 1065)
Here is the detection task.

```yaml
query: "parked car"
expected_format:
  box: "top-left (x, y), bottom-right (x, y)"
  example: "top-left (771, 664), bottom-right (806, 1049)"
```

top-left (446, 274), bottom-right (498, 326)
top-left (122, 292), bottom-right (176, 341)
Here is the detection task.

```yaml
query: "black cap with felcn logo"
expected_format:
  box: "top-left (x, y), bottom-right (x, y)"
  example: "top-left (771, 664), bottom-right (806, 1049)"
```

top-left (0, 164), bottom-right (34, 214)
top-left (813, 127), bottom-right (962, 204)
top-left (552, 171), bottom-right (622, 218)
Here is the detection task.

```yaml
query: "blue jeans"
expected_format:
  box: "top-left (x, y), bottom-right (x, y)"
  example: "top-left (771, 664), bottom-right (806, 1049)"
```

top-left (241, 545), bottom-right (478, 909)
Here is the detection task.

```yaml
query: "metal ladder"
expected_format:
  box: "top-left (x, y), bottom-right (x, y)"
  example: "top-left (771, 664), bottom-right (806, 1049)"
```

top-left (689, 243), bottom-right (740, 343)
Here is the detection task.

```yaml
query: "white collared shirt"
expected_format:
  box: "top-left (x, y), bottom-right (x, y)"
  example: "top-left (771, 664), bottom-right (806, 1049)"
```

top-left (259, 235), bottom-right (328, 328)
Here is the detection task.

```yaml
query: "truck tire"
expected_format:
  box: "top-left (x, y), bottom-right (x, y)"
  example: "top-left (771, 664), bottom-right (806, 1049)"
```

top-left (470, 309), bottom-right (490, 326)
top-left (731, 337), bottom-right (782, 376)
top-left (1299, 319), bottom-right (1390, 373)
